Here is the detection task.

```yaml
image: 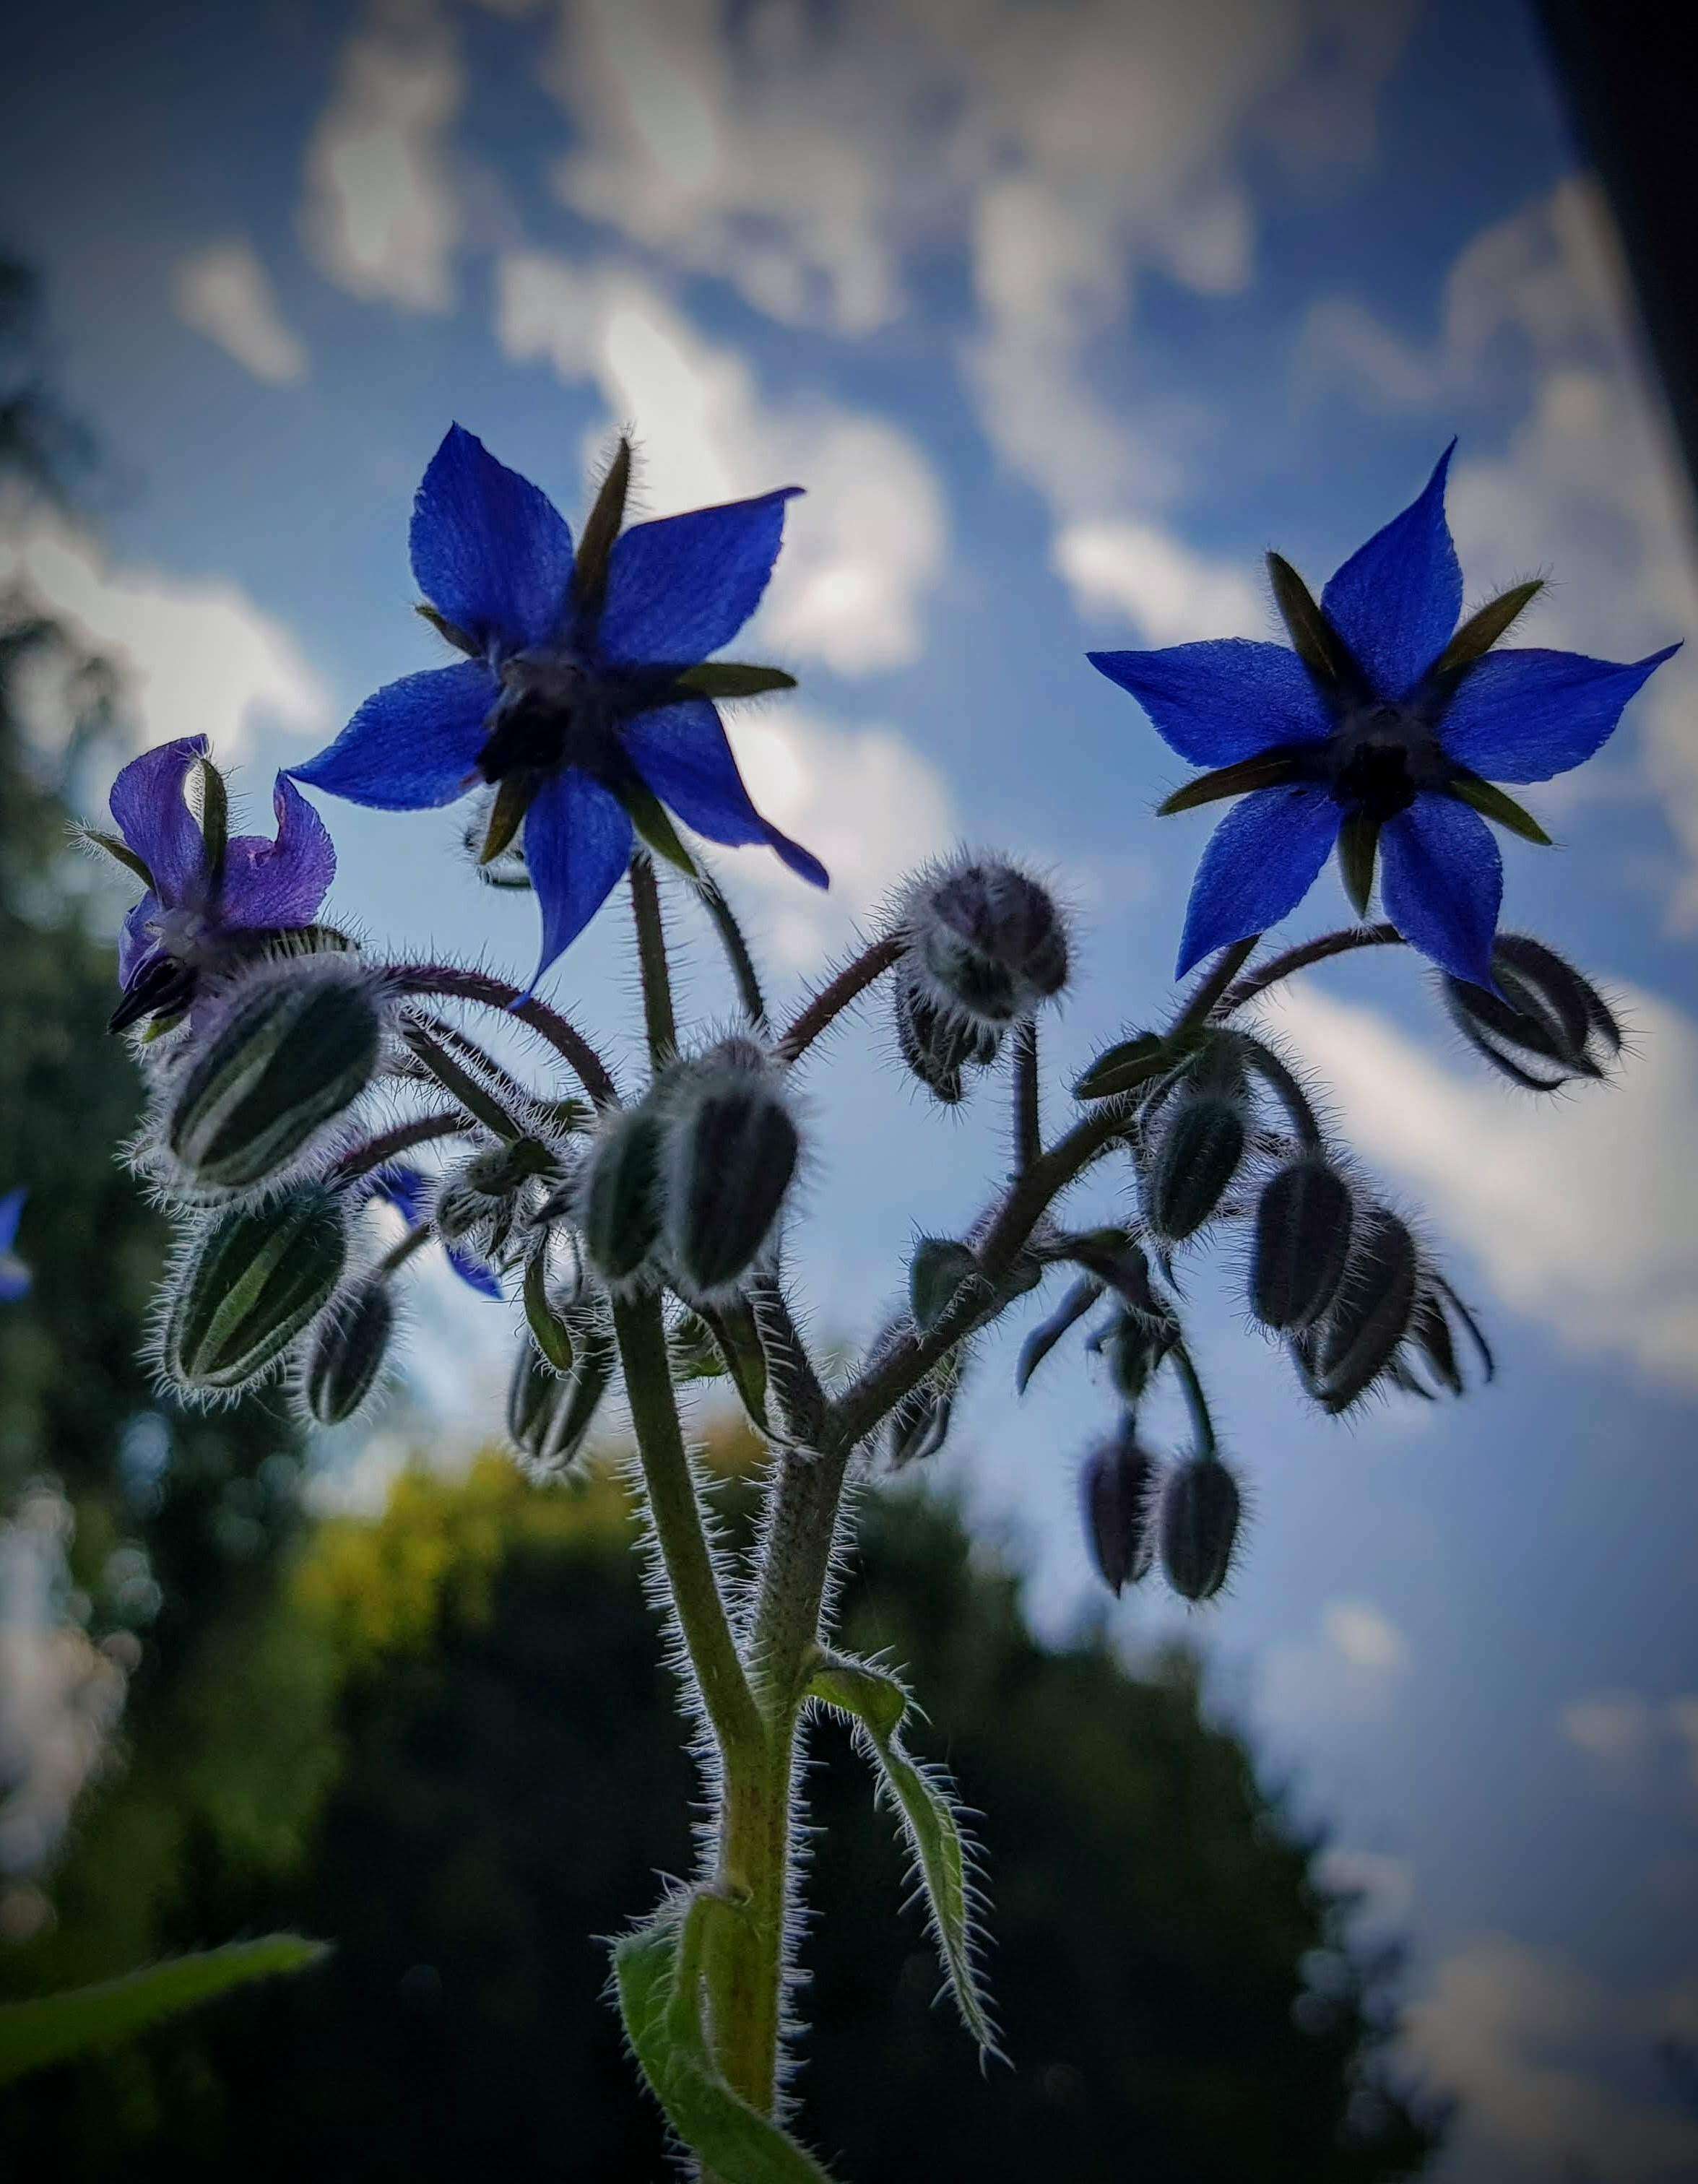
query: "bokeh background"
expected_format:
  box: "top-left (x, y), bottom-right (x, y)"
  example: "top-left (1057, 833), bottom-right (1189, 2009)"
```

top-left (2, 1), bottom-right (1696, 2178)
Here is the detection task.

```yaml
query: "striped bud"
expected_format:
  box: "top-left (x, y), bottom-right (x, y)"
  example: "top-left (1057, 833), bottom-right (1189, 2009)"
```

top-left (893, 979), bottom-right (1002, 1103)
top-left (163, 1187), bottom-right (347, 1394)
top-left (1079, 1421), bottom-right (1158, 1594)
top-left (1251, 1158), bottom-right (1355, 1331)
top-left (1148, 1091), bottom-right (1247, 1242)
top-left (302, 1278), bottom-right (394, 1424)
top-left (165, 960), bottom-right (382, 1192)
top-left (579, 1106), bottom-right (664, 1286)
top-left (1158, 1454), bottom-right (1241, 1602)
top-left (1444, 935), bottom-right (1621, 1091)
top-left (906, 856), bottom-right (1068, 1025)
top-left (1309, 1207), bottom-right (1419, 1413)
top-left (506, 1332), bottom-right (613, 1473)
top-left (663, 1051), bottom-right (799, 1299)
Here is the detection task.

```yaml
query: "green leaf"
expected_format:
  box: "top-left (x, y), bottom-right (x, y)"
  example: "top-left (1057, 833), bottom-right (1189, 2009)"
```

top-left (1073, 1031), bottom-right (1163, 1101)
top-left (1265, 552), bottom-right (1349, 686)
top-left (613, 1903), bottom-right (836, 2183)
top-left (0, 1936), bottom-right (329, 2085)
top-left (1158, 749), bottom-right (1304, 816)
top-left (909, 1237), bottom-right (979, 1334)
top-left (806, 1654), bottom-right (1000, 2058)
top-left (523, 1249), bottom-right (575, 1374)
top-left (1432, 580), bottom-right (1543, 676)
top-left (1442, 770), bottom-right (1554, 846)
top-left (415, 601), bottom-right (480, 656)
top-left (77, 825), bottom-right (155, 893)
top-left (1336, 810), bottom-right (1379, 918)
top-left (673, 663), bottom-right (798, 701)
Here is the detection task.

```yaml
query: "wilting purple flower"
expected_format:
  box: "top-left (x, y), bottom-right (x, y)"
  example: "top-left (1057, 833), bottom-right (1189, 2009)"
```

top-left (371, 1165), bottom-right (502, 1300)
top-left (289, 425), bottom-right (828, 990)
top-left (106, 737), bottom-right (336, 1031)
top-left (0, 1189), bottom-right (30, 1304)
top-left (1090, 446), bottom-right (1678, 986)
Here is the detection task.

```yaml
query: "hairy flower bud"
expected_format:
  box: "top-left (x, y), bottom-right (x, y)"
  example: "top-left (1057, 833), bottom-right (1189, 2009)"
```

top-left (162, 1186), bottom-right (347, 1395)
top-left (302, 1277), bottom-right (394, 1424)
top-left (1101, 1305), bottom-right (1178, 1403)
top-left (1158, 1454), bottom-right (1242, 1602)
top-left (662, 1049), bottom-right (800, 1299)
top-left (1444, 934), bottom-right (1621, 1091)
top-left (1079, 1421), bottom-right (1158, 1594)
top-left (1309, 1207), bottom-right (1419, 1413)
top-left (165, 959), bottom-right (383, 1192)
top-left (893, 979), bottom-right (1002, 1103)
top-left (506, 1332), bottom-right (612, 1473)
top-left (904, 856), bottom-right (1068, 1026)
top-left (1251, 1158), bottom-right (1355, 1331)
top-left (1147, 1091), bottom-right (1247, 1242)
top-left (579, 1106), bottom-right (664, 1287)
top-left (888, 1385), bottom-right (953, 1467)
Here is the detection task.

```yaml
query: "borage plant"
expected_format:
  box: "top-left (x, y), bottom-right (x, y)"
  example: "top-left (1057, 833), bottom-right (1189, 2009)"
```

top-left (88, 430), bottom-right (1672, 2178)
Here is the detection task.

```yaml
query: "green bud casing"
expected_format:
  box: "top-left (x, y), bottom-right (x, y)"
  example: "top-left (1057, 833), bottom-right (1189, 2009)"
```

top-left (1251, 1158), bottom-right (1355, 1331)
top-left (1311, 1207), bottom-right (1419, 1413)
top-left (506, 1332), bottom-right (613, 1473)
top-left (664, 1061), bottom-right (800, 1299)
top-left (1158, 1454), bottom-right (1241, 1602)
top-left (163, 1187), bottom-right (347, 1394)
top-left (303, 1278), bottom-right (394, 1424)
top-left (580, 1106), bottom-right (664, 1286)
top-left (1080, 1422), bottom-right (1158, 1594)
top-left (1148, 1092), bottom-right (1247, 1242)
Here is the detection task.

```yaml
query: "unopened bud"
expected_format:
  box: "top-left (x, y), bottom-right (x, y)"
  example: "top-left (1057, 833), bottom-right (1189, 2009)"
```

top-left (1310, 1207), bottom-right (1418, 1413)
top-left (163, 1187), bottom-right (347, 1394)
top-left (506, 1331), bottom-right (612, 1473)
top-left (1101, 1305), bottom-right (1178, 1403)
top-left (1445, 934), bottom-right (1621, 1091)
top-left (893, 979), bottom-right (1001, 1103)
top-left (909, 1236), bottom-right (979, 1334)
top-left (1158, 1454), bottom-right (1241, 1602)
top-left (579, 1106), bottom-right (664, 1286)
top-left (1251, 1158), bottom-right (1355, 1331)
top-left (905, 856), bottom-right (1068, 1025)
top-left (663, 1052), bottom-right (800, 1299)
top-left (302, 1278), bottom-right (394, 1424)
top-left (888, 1385), bottom-right (953, 1467)
top-left (1148, 1091), bottom-right (1247, 1242)
top-left (165, 961), bottom-right (383, 1191)
top-left (1079, 1421), bottom-right (1158, 1594)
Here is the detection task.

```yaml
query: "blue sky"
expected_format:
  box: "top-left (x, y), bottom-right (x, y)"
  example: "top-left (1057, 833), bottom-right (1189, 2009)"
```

top-left (4, 1), bottom-right (1698, 2173)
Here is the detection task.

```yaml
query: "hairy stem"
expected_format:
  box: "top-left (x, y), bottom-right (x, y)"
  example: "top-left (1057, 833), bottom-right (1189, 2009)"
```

top-left (329, 1109), bottom-right (469, 1185)
top-left (1013, 1018), bottom-right (1041, 1173)
top-left (774, 935), bottom-right (906, 1064)
top-left (386, 963), bottom-right (619, 1108)
top-left (1216, 923), bottom-right (1403, 1015)
top-left (1171, 933), bottom-right (1262, 1036)
top-left (695, 873), bottom-right (768, 1031)
top-left (628, 856), bottom-right (677, 1070)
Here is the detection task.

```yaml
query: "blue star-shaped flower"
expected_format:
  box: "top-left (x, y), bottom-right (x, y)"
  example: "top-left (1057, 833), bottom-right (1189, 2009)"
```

top-left (290, 425), bottom-right (828, 990)
top-left (105, 737), bottom-right (337, 1031)
top-left (1088, 446), bottom-right (1679, 986)
top-left (371, 1165), bottom-right (503, 1300)
top-left (0, 1187), bottom-right (30, 1304)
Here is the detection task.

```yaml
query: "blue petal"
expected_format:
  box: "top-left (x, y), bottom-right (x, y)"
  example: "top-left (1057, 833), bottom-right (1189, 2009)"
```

top-left (621, 699), bottom-right (828, 888)
top-left (1380, 794), bottom-right (1502, 988)
top-left (0, 1188), bottom-right (27, 1303)
top-left (118, 896), bottom-right (163, 988)
top-left (1321, 443), bottom-right (1461, 699)
top-left (595, 489), bottom-right (800, 668)
top-left (1438, 642), bottom-right (1681, 784)
top-left (371, 1166), bottom-right (430, 1227)
top-left (446, 1242), bottom-right (504, 1301)
top-left (521, 766), bottom-right (635, 992)
top-left (0, 1187), bottom-right (25, 1257)
top-left (291, 662), bottom-right (494, 811)
top-left (1088, 642), bottom-right (1331, 768)
top-left (220, 775), bottom-right (337, 930)
top-left (1175, 786), bottom-right (1343, 978)
top-left (108, 736), bottom-right (210, 905)
top-left (410, 425), bottom-right (576, 654)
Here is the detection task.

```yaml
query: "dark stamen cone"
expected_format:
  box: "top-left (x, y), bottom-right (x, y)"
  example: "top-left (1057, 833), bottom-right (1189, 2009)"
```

top-left (1158, 1454), bottom-right (1242, 1602)
top-left (1252, 1158), bottom-right (1356, 1331)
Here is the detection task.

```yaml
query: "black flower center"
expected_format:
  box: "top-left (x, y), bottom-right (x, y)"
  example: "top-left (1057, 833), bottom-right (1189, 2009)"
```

top-left (1327, 703), bottom-right (1443, 822)
top-left (477, 654), bottom-right (624, 785)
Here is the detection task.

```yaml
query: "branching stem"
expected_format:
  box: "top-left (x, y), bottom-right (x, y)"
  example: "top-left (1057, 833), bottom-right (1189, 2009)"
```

top-left (386, 963), bottom-right (619, 1108)
top-left (774, 935), bottom-right (906, 1064)
top-left (1216, 924), bottom-right (1403, 1015)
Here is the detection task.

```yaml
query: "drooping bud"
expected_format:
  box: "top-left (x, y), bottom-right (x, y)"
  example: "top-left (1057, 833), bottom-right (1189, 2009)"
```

top-left (893, 979), bottom-right (1002, 1103)
top-left (162, 1187), bottom-right (347, 1395)
top-left (1400, 1275), bottom-right (1495, 1400)
top-left (302, 1278), bottom-right (395, 1424)
top-left (888, 1384), bottom-right (953, 1468)
top-left (1251, 1158), bottom-right (1356, 1331)
top-left (1309, 1207), bottom-right (1419, 1413)
top-left (662, 1046), bottom-right (800, 1299)
top-left (1444, 935), bottom-right (1622, 1091)
top-left (1158, 1454), bottom-right (1242, 1603)
top-left (579, 1105), bottom-right (665, 1287)
top-left (1079, 1421), bottom-right (1159, 1594)
top-left (1147, 1089), bottom-right (1247, 1242)
top-left (1101, 1305), bottom-right (1179, 1403)
top-left (903, 855), bottom-right (1068, 1026)
top-left (506, 1330), bottom-right (613, 1473)
top-left (909, 1237), bottom-right (979, 1334)
top-left (164, 958), bottom-right (384, 1192)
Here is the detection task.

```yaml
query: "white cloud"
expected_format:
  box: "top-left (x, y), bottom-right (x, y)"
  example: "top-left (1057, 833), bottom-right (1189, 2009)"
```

top-left (1053, 516), bottom-right (1265, 642)
top-left (1406, 1936), bottom-right (1698, 2183)
top-left (1562, 1691), bottom-right (1660, 1770)
top-left (1314, 1845), bottom-right (1416, 1929)
top-left (1271, 982), bottom-right (1698, 1389)
top-left (495, 250), bottom-right (948, 675)
top-left (173, 240), bottom-right (309, 385)
top-left (300, 0), bottom-right (463, 312)
top-left (1262, 1593), bottom-right (1410, 1733)
top-left (0, 503), bottom-right (332, 759)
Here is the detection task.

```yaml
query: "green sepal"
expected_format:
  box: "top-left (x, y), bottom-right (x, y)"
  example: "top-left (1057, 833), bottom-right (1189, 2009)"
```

top-left (479, 773), bottom-right (535, 866)
top-left (0, 1936), bottom-right (329, 2086)
top-left (573, 437), bottom-right (633, 624)
top-left (401, 1023), bottom-right (524, 1143)
top-left (672, 663), bottom-right (797, 701)
top-left (1014, 1274), bottom-right (1102, 1395)
top-left (197, 755), bottom-right (230, 899)
top-left (1431, 580), bottom-right (1543, 677)
top-left (1266, 552), bottom-right (1349, 687)
top-left (805, 1650), bottom-right (1000, 2058)
top-left (612, 1898), bottom-right (836, 2184)
top-left (1442, 770), bottom-right (1553, 846)
top-left (909, 1237), bottom-right (979, 1334)
top-left (523, 1249), bottom-right (576, 1374)
top-left (1073, 1031), bottom-right (1163, 1101)
top-left (622, 779), bottom-right (700, 878)
top-left (415, 602), bottom-right (480, 656)
top-left (78, 826), bottom-right (155, 892)
top-left (1337, 810), bottom-right (1380, 918)
top-left (1158, 749), bottom-right (1304, 816)
top-left (698, 1300), bottom-right (773, 1436)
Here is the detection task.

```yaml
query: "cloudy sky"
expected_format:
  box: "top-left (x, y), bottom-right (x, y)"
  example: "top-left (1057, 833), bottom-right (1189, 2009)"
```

top-left (4, 1), bottom-right (1697, 2173)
